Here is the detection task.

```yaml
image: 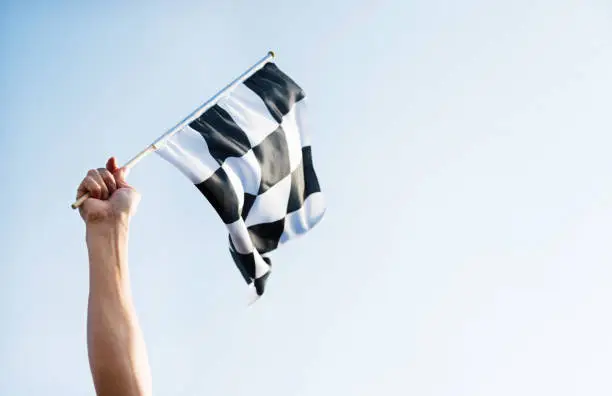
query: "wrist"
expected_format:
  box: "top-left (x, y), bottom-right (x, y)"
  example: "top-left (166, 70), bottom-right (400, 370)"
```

top-left (86, 216), bottom-right (130, 283)
top-left (86, 217), bottom-right (129, 248)
top-left (86, 215), bottom-right (129, 233)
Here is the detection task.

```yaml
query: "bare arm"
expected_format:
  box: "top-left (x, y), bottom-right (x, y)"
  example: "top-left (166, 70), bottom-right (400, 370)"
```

top-left (78, 157), bottom-right (152, 396)
top-left (86, 221), bottom-right (152, 396)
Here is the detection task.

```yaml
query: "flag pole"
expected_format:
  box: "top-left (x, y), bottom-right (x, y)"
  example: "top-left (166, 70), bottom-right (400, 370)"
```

top-left (71, 51), bottom-right (276, 210)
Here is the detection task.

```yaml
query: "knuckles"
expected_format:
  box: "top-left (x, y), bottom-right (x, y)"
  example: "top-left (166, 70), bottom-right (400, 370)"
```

top-left (85, 177), bottom-right (102, 198)
top-left (77, 165), bottom-right (138, 223)
top-left (82, 169), bottom-right (118, 199)
top-left (99, 170), bottom-right (117, 189)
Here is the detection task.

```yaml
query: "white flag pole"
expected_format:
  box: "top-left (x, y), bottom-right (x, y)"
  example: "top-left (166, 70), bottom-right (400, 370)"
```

top-left (72, 51), bottom-right (276, 209)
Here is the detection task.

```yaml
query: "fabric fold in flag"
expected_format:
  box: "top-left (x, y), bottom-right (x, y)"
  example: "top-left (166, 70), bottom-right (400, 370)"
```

top-left (156, 62), bottom-right (325, 299)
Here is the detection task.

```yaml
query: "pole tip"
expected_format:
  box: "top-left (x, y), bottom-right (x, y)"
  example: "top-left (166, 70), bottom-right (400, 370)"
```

top-left (268, 50), bottom-right (276, 59)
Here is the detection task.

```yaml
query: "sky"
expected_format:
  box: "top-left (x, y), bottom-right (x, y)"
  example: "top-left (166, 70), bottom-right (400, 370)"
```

top-left (1, 0), bottom-right (612, 394)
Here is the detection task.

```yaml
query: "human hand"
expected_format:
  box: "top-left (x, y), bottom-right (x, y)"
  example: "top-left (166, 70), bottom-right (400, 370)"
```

top-left (76, 157), bottom-right (141, 225)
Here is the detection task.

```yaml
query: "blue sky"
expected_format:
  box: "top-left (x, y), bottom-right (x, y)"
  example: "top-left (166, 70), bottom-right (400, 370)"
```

top-left (2, 0), bottom-right (612, 394)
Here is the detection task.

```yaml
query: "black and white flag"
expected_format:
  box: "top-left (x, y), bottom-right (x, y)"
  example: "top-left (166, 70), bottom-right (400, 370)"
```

top-left (156, 62), bottom-right (325, 299)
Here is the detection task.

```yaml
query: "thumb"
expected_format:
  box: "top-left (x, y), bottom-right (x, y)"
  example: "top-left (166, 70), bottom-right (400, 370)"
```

top-left (106, 156), bottom-right (120, 173)
top-left (106, 157), bottom-right (132, 189)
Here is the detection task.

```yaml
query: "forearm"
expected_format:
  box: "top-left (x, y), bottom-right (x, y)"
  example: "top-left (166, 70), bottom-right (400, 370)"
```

top-left (86, 221), bottom-right (151, 396)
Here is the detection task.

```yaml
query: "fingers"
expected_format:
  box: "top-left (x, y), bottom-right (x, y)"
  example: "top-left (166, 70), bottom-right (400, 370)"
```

top-left (76, 157), bottom-right (132, 203)
top-left (97, 168), bottom-right (117, 196)
top-left (76, 168), bottom-right (118, 201)
top-left (87, 169), bottom-right (109, 199)
top-left (77, 175), bottom-right (102, 200)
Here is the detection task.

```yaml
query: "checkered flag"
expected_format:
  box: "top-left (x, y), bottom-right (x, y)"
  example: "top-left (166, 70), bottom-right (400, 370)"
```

top-left (156, 62), bottom-right (325, 299)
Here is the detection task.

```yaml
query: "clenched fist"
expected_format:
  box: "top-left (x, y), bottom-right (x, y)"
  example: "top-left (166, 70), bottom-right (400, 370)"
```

top-left (76, 157), bottom-right (140, 224)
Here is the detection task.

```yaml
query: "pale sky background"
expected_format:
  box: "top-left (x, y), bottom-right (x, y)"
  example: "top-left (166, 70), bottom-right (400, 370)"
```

top-left (2, 0), bottom-right (612, 395)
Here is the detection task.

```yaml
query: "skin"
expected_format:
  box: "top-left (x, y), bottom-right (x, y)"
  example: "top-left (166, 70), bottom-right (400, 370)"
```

top-left (77, 157), bottom-right (152, 396)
